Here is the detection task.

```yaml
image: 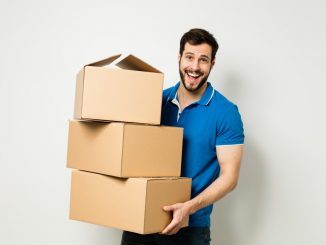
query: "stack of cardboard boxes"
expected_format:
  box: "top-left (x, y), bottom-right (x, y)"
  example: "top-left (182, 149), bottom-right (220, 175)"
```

top-left (66, 54), bottom-right (192, 234)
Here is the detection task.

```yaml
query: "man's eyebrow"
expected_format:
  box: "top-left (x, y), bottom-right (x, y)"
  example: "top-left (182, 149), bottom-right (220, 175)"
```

top-left (200, 55), bottom-right (211, 60)
top-left (184, 52), bottom-right (211, 60)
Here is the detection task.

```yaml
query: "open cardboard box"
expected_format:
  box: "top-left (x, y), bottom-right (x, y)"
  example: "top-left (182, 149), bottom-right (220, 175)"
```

top-left (67, 120), bottom-right (183, 177)
top-left (69, 170), bottom-right (192, 234)
top-left (74, 54), bottom-right (163, 125)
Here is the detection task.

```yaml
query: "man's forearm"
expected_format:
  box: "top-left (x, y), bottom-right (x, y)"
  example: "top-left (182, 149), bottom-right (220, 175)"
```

top-left (185, 145), bottom-right (244, 214)
top-left (186, 170), bottom-right (239, 215)
top-left (161, 145), bottom-right (243, 235)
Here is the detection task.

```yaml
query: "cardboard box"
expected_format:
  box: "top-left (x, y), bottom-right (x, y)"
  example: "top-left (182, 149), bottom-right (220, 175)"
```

top-left (67, 120), bottom-right (183, 177)
top-left (69, 170), bottom-right (192, 234)
top-left (74, 54), bottom-right (163, 125)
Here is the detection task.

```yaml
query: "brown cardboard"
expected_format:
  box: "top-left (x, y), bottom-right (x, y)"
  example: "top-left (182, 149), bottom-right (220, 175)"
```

top-left (67, 120), bottom-right (183, 177)
top-left (69, 170), bottom-right (192, 234)
top-left (74, 54), bottom-right (164, 125)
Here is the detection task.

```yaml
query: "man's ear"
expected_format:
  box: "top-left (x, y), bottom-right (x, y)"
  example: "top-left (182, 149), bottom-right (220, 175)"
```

top-left (178, 54), bottom-right (181, 62)
top-left (211, 59), bottom-right (216, 67)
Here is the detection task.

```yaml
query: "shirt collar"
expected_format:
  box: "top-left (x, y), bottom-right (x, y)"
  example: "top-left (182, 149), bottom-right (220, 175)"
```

top-left (167, 82), bottom-right (215, 106)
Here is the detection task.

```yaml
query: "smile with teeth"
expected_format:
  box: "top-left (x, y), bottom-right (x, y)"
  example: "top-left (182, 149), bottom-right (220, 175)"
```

top-left (186, 71), bottom-right (201, 79)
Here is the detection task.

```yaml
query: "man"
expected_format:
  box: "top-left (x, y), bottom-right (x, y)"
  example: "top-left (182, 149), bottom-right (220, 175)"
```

top-left (121, 28), bottom-right (244, 245)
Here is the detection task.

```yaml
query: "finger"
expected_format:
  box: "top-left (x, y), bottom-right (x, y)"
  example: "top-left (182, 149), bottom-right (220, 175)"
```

top-left (163, 204), bottom-right (176, 212)
top-left (161, 219), bottom-right (178, 234)
top-left (166, 225), bottom-right (181, 235)
top-left (161, 223), bottom-right (176, 234)
top-left (163, 204), bottom-right (176, 211)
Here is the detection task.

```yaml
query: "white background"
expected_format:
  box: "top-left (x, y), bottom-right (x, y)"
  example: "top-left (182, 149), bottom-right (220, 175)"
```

top-left (1, 0), bottom-right (325, 244)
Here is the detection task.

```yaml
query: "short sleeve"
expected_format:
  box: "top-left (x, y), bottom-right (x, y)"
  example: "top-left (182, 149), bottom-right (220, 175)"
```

top-left (216, 105), bottom-right (245, 146)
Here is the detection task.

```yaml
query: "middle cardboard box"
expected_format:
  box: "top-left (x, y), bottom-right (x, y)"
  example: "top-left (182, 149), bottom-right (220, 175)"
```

top-left (67, 120), bottom-right (183, 177)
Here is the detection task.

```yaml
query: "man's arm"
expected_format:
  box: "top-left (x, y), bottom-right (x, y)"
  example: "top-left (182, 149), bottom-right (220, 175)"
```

top-left (161, 145), bottom-right (244, 235)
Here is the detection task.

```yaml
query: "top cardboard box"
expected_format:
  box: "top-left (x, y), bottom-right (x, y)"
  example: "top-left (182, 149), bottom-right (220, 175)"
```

top-left (74, 54), bottom-right (164, 125)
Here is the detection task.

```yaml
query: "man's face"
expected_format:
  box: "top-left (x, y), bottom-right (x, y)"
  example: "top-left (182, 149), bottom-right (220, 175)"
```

top-left (179, 42), bottom-right (215, 92)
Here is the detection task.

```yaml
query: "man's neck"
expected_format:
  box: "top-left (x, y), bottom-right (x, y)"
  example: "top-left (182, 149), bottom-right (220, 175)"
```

top-left (177, 82), bottom-right (208, 110)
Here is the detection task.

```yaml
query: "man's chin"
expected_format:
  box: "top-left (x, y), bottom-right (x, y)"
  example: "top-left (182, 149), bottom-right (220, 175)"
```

top-left (185, 83), bottom-right (200, 91)
top-left (183, 78), bottom-right (207, 92)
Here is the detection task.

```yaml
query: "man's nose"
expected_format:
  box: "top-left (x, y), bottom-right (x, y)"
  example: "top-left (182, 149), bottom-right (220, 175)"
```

top-left (190, 59), bottom-right (200, 70)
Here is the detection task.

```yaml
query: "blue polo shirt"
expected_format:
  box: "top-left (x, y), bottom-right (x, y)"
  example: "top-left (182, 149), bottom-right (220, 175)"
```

top-left (161, 82), bottom-right (244, 227)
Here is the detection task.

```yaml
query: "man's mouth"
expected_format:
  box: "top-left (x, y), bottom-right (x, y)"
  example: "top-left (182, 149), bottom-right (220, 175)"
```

top-left (186, 71), bottom-right (202, 80)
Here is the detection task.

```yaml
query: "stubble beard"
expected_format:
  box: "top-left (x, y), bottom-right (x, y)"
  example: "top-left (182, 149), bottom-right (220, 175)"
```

top-left (179, 67), bottom-right (211, 92)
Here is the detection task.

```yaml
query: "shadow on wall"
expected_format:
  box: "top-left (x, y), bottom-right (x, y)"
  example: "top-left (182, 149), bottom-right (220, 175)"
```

top-left (210, 137), bottom-right (265, 245)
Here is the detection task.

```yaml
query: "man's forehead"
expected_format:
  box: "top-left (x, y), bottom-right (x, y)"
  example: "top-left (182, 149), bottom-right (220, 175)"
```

top-left (183, 43), bottom-right (212, 58)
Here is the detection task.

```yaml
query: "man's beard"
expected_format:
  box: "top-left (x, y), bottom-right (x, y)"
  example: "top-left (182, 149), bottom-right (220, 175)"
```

top-left (179, 67), bottom-right (210, 92)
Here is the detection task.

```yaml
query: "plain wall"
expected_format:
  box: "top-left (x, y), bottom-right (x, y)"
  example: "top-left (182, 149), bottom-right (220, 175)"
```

top-left (0, 0), bottom-right (325, 244)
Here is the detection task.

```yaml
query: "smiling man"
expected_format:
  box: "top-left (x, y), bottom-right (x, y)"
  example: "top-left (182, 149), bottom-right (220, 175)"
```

top-left (179, 42), bottom-right (213, 93)
top-left (121, 28), bottom-right (245, 245)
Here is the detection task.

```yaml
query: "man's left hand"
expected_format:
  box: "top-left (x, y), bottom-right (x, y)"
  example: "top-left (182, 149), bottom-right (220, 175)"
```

top-left (161, 202), bottom-right (192, 235)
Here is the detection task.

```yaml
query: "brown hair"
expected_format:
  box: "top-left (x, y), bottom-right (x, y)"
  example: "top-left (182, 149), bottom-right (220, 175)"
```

top-left (179, 28), bottom-right (219, 61)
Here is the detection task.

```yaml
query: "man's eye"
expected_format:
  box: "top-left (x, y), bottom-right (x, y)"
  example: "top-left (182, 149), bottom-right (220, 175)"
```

top-left (200, 58), bottom-right (209, 63)
top-left (186, 56), bottom-right (193, 60)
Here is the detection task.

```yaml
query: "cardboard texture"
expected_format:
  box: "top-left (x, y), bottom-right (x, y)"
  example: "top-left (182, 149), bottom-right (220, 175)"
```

top-left (69, 170), bottom-right (192, 234)
top-left (73, 54), bottom-right (164, 125)
top-left (67, 120), bottom-right (183, 177)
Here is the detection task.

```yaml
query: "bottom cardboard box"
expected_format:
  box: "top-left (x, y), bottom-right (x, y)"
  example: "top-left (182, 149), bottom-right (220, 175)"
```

top-left (69, 170), bottom-right (192, 234)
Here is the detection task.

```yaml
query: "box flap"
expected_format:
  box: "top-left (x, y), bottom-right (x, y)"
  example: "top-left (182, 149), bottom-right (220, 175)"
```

top-left (86, 54), bottom-right (122, 67)
top-left (116, 55), bottom-right (162, 73)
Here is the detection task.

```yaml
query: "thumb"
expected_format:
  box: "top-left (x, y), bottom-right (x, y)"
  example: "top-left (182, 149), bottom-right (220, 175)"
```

top-left (163, 204), bottom-right (176, 212)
